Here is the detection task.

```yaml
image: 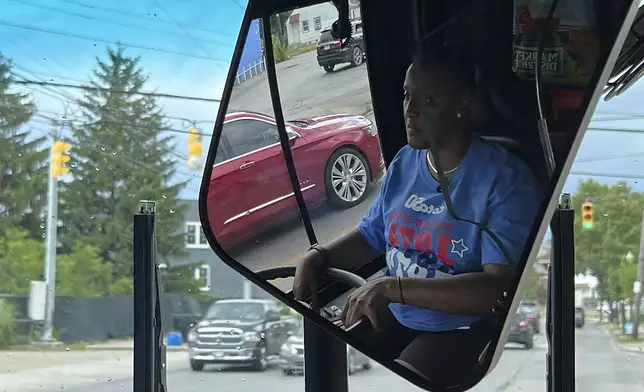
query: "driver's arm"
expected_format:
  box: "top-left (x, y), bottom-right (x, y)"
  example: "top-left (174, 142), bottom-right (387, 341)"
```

top-left (384, 170), bottom-right (543, 317)
top-left (307, 174), bottom-right (390, 271)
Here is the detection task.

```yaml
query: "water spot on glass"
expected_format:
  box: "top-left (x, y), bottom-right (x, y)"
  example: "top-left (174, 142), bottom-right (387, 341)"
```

top-left (169, 209), bottom-right (175, 214)
top-left (108, 378), bottom-right (113, 382)
top-left (60, 386), bottom-right (64, 390)
top-left (162, 195), bottom-right (167, 199)
top-left (100, 147), bottom-right (106, 151)
top-left (200, 377), bottom-right (204, 381)
top-left (18, 152), bottom-right (23, 157)
top-left (90, 215), bottom-right (95, 219)
top-left (70, 162), bottom-right (77, 168)
top-left (65, 347), bottom-right (70, 351)
top-left (95, 167), bottom-right (100, 171)
top-left (41, 233), bottom-right (46, 239)
top-left (240, 378), bottom-right (247, 382)
top-left (236, 346), bottom-right (241, 351)
top-left (260, 333), bottom-right (266, 339)
top-left (40, 223), bottom-right (46, 229)
top-left (602, 213), bottom-right (609, 217)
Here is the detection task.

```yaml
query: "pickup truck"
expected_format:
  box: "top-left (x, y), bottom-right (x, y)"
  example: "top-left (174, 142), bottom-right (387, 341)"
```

top-left (187, 298), bottom-right (299, 371)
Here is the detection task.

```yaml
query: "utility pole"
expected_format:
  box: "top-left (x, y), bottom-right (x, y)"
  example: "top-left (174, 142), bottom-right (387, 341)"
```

top-left (632, 208), bottom-right (644, 339)
top-left (42, 138), bottom-right (71, 341)
top-left (243, 278), bottom-right (253, 299)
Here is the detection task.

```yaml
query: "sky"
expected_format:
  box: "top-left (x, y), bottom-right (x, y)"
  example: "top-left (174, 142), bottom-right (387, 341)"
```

top-left (2, 0), bottom-right (644, 201)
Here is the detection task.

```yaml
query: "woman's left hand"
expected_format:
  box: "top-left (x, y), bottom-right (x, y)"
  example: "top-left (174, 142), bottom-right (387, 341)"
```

top-left (341, 277), bottom-right (395, 332)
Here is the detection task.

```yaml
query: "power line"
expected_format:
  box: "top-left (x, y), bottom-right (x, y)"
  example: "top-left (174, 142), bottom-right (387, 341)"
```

top-left (12, 79), bottom-right (222, 103)
top-left (6, 0), bottom-right (234, 48)
top-left (0, 19), bottom-right (231, 63)
top-left (53, 0), bottom-right (238, 38)
top-left (569, 171), bottom-right (644, 180)
top-left (588, 127), bottom-right (644, 134)
top-left (574, 151), bottom-right (644, 163)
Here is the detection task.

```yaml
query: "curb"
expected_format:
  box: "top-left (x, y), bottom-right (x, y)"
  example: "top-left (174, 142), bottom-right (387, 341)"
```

top-left (599, 324), bottom-right (644, 355)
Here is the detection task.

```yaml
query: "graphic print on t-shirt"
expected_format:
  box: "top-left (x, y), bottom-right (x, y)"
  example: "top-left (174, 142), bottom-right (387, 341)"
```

top-left (385, 195), bottom-right (471, 278)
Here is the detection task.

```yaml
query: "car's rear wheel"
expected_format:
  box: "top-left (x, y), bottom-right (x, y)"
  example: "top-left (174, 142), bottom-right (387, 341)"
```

top-left (351, 46), bottom-right (364, 67)
top-left (324, 65), bottom-right (335, 73)
top-left (325, 147), bottom-right (371, 209)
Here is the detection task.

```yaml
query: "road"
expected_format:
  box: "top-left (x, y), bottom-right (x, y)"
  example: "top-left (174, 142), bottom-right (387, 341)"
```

top-left (7, 324), bottom-right (642, 392)
top-left (228, 50), bottom-right (373, 121)
top-left (223, 50), bottom-right (379, 287)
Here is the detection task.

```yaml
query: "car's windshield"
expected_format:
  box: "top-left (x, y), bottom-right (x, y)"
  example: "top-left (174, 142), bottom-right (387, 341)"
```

top-left (205, 302), bottom-right (265, 320)
top-left (2, 1), bottom-right (644, 392)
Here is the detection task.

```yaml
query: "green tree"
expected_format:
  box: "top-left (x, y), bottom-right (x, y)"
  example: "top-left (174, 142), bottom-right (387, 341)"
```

top-left (0, 54), bottom-right (48, 238)
top-left (573, 179), bottom-right (644, 307)
top-left (161, 264), bottom-right (204, 295)
top-left (58, 45), bottom-right (190, 294)
top-left (0, 226), bottom-right (107, 296)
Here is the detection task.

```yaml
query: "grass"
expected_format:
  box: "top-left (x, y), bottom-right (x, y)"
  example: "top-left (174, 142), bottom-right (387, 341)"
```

top-left (288, 43), bottom-right (316, 57)
top-left (617, 335), bottom-right (644, 344)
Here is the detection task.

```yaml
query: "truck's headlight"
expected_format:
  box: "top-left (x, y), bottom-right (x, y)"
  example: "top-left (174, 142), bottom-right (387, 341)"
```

top-left (244, 331), bottom-right (261, 343)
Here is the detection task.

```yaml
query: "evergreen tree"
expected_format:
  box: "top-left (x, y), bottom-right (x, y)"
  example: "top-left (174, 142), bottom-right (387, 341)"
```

top-left (59, 45), bottom-right (190, 294)
top-left (0, 54), bottom-right (48, 237)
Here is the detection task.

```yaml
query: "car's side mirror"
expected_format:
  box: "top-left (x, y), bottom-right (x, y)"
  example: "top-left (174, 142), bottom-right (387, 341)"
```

top-left (287, 128), bottom-right (299, 141)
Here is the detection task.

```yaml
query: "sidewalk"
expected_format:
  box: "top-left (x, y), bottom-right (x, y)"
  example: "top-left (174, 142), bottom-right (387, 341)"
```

top-left (600, 323), bottom-right (644, 354)
top-left (0, 349), bottom-right (188, 392)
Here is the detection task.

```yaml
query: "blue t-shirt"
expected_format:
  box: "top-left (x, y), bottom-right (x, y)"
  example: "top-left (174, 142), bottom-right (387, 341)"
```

top-left (357, 135), bottom-right (544, 332)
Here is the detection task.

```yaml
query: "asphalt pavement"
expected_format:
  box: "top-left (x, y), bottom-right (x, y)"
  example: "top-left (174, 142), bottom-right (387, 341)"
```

top-left (7, 323), bottom-right (642, 392)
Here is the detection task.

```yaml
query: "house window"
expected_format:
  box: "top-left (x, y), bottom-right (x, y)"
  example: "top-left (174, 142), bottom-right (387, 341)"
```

top-left (194, 264), bottom-right (211, 291)
top-left (185, 222), bottom-right (208, 248)
top-left (314, 17), bottom-right (321, 31)
top-left (185, 223), bottom-right (197, 245)
top-left (302, 20), bottom-right (309, 33)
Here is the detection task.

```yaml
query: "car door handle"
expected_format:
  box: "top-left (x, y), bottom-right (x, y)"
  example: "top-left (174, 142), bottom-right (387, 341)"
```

top-left (239, 161), bottom-right (255, 170)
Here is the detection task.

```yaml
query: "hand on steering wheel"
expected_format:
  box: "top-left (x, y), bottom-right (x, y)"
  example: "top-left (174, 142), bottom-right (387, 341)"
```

top-left (255, 265), bottom-right (371, 330)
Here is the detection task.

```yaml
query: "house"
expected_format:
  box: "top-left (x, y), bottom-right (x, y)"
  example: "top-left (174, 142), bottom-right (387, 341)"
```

top-left (162, 200), bottom-right (271, 299)
top-left (285, 1), bottom-right (361, 46)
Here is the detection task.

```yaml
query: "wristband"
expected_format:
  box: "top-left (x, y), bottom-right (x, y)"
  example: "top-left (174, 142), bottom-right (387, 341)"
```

top-left (308, 244), bottom-right (331, 270)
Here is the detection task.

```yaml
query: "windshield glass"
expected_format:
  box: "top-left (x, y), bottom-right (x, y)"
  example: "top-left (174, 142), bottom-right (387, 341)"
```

top-left (205, 302), bottom-right (264, 320)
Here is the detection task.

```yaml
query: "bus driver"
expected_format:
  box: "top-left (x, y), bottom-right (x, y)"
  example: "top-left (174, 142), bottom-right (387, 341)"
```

top-left (292, 47), bottom-right (543, 383)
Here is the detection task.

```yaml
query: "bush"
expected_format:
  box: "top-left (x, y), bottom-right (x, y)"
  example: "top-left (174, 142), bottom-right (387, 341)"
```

top-left (0, 300), bottom-right (16, 348)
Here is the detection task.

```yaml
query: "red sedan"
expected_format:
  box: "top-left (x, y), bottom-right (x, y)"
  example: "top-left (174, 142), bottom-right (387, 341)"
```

top-left (207, 110), bottom-right (385, 248)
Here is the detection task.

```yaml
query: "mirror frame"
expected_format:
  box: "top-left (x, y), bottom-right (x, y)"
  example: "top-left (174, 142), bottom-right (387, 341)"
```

top-left (198, 1), bottom-right (642, 391)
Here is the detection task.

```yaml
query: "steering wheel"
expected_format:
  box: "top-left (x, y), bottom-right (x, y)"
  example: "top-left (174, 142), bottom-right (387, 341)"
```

top-left (255, 265), bottom-right (370, 332)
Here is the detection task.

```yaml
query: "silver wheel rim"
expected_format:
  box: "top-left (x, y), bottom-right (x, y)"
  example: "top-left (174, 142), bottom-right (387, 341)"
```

top-left (353, 48), bottom-right (363, 65)
top-left (331, 153), bottom-right (367, 202)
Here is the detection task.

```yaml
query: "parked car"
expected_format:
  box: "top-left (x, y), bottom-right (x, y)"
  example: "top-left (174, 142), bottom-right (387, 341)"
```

top-left (207, 110), bottom-right (385, 248)
top-left (187, 299), bottom-right (299, 371)
top-left (316, 19), bottom-right (366, 73)
top-left (279, 323), bottom-right (371, 375)
top-left (518, 300), bottom-right (541, 333)
top-left (574, 307), bottom-right (585, 328)
top-left (507, 311), bottom-right (534, 349)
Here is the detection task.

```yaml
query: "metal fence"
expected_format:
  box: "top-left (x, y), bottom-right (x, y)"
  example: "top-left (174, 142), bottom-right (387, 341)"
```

top-left (1, 293), bottom-right (214, 343)
top-left (234, 56), bottom-right (266, 85)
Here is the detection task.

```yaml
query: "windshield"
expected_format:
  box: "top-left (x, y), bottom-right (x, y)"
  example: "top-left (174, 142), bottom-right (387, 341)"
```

top-left (2, 1), bottom-right (644, 392)
top-left (205, 302), bottom-right (265, 320)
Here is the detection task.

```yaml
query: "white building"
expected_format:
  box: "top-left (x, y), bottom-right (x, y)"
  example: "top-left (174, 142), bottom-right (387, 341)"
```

top-left (286, 1), bottom-right (362, 45)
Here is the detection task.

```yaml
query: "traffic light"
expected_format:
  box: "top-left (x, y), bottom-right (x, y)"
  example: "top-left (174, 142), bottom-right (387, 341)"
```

top-left (187, 128), bottom-right (203, 171)
top-left (581, 201), bottom-right (593, 230)
top-left (51, 140), bottom-right (72, 178)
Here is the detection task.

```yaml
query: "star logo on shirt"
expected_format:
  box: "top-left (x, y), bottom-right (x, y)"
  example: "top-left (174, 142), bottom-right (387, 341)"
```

top-left (450, 238), bottom-right (469, 258)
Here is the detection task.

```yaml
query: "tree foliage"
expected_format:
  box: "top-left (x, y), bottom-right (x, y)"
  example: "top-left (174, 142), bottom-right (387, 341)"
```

top-left (573, 179), bottom-right (643, 303)
top-left (57, 45), bottom-right (190, 294)
top-left (0, 54), bottom-right (48, 238)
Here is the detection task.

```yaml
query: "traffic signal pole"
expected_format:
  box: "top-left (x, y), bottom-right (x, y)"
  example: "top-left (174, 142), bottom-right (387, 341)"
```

top-left (631, 208), bottom-right (644, 339)
top-left (42, 140), bottom-right (71, 342)
top-left (42, 143), bottom-right (60, 342)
